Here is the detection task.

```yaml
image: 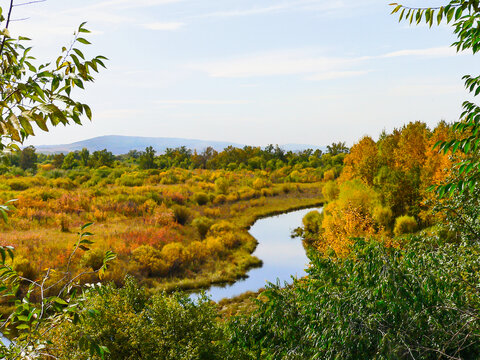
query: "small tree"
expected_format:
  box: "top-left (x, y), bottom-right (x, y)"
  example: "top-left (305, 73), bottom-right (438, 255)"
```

top-left (0, 1), bottom-right (108, 357)
top-left (0, 4), bottom-right (106, 153)
top-left (19, 145), bottom-right (37, 171)
top-left (80, 148), bottom-right (90, 167)
top-left (139, 146), bottom-right (157, 170)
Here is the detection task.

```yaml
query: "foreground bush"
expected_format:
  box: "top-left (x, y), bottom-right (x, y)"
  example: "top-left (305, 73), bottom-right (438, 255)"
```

top-left (228, 239), bottom-right (480, 359)
top-left (394, 215), bottom-right (417, 236)
top-left (50, 277), bottom-right (227, 360)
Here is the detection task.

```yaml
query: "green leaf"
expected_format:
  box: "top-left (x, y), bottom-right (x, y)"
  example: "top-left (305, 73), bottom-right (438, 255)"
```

top-left (81, 222), bottom-right (94, 231)
top-left (77, 38), bottom-right (91, 45)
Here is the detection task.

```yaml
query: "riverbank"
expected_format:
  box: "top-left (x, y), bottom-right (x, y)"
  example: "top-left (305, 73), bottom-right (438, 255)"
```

top-left (154, 192), bottom-right (324, 294)
top-left (206, 206), bottom-right (322, 301)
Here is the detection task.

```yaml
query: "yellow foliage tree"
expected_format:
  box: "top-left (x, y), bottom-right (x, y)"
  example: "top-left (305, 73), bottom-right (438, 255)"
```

top-left (340, 136), bottom-right (379, 186)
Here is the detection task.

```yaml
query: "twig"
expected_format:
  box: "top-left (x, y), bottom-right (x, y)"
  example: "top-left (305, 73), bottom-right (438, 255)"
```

top-left (0, 0), bottom-right (15, 57)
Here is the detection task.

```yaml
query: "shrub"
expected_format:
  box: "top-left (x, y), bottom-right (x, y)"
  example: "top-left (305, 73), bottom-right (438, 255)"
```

top-left (213, 194), bottom-right (227, 204)
top-left (192, 216), bottom-right (214, 239)
top-left (13, 255), bottom-right (38, 280)
top-left (161, 242), bottom-right (186, 271)
top-left (116, 175), bottom-right (143, 187)
top-left (252, 178), bottom-right (266, 190)
top-left (215, 177), bottom-right (229, 194)
top-left (323, 169), bottom-right (335, 181)
top-left (8, 179), bottom-right (29, 191)
top-left (49, 278), bottom-right (226, 360)
top-left (132, 245), bottom-right (169, 277)
top-left (394, 215), bottom-right (417, 236)
top-left (172, 205), bottom-right (191, 225)
top-left (322, 180), bottom-right (339, 202)
top-left (209, 220), bottom-right (235, 235)
top-left (53, 177), bottom-right (76, 190)
top-left (229, 240), bottom-right (480, 360)
top-left (56, 213), bottom-right (70, 233)
top-left (302, 210), bottom-right (323, 234)
top-left (205, 236), bottom-right (226, 258)
top-left (281, 183), bottom-right (293, 194)
top-left (373, 206), bottom-right (393, 228)
top-left (193, 192), bottom-right (209, 206)
top-left (81, 248), bottom-right (105, 271)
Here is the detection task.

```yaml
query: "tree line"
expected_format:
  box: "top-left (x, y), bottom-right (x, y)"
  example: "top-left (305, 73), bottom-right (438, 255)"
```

top-left (2, 142), bottom-right (349, 173)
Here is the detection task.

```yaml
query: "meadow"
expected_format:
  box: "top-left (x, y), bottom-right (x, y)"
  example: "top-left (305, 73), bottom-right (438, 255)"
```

top-left (0, 157), bottom-right (330, 302)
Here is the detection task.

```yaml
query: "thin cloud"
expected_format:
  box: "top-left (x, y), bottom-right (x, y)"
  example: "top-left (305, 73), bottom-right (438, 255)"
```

top-left (382, 46), bottom-right (459, 58)
top-left (307, 70), bottom-right (370, 81)
top-left (190, 46), bottom-right (462, 80)
top-left (143, 22), bottom-right (185, 31)
top-left (155, 100), bottom-right (250, 105)
top-left (189, 50), bottom-right (362, 78)
top-left (65, 0), bottom-right (183, 12)
top-left (190, 0), bottom-right (347, 19)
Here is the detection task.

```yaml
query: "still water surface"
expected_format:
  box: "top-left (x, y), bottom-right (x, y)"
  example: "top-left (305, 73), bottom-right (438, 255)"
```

top-left (206, 207), bottom-right (321, 302)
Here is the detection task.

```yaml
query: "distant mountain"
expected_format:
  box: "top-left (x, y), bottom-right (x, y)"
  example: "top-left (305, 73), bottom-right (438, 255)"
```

top-left (34, 135), bottom-right (326, 155)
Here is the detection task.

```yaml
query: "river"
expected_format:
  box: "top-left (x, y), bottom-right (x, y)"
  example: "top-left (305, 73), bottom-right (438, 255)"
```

top-left (206, 207), bottom-right (321, 302)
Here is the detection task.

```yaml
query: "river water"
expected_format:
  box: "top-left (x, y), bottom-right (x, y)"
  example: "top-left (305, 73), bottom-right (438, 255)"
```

top-left (206, 207), bottom-right (321, 302)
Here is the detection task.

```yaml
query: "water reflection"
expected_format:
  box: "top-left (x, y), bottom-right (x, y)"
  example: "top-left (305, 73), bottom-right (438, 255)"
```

top-left (206, 207), bottom-right (322, 302)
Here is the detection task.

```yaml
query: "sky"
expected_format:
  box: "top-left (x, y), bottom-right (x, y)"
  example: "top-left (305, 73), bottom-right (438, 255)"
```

top-left (2, 0), bottom-right (477, 147)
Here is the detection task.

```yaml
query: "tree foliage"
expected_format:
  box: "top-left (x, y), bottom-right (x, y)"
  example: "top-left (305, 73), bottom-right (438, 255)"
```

top-left (228, 240), bottom-right (480, 359)
top-left (0, 14), bottom-right (106, 152)
top-left (391, 1), bottom-right (480, 196)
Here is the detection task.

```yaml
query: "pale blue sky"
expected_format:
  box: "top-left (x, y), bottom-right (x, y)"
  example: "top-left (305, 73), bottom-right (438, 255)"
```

top-left (4, 0), bottom-right (477, 147)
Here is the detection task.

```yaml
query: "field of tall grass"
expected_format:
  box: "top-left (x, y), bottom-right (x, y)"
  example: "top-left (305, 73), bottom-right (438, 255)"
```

top-left (0, 166), bottom-right (324, 300)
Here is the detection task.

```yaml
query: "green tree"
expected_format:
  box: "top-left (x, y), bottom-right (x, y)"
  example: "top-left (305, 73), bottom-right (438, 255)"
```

top-left (90, 149), bottom-right (114, 168)
top-left (19, 145), bottom-right (37, 171)
top-left (327, 141), bottom-right (349, 155)
top-left (139, 146), bottom-right (157, 169)
top-left (53, 152), bottom-right (65, 168)
top-left (62, 151), bottom-right (79, 169)
top-left (80, 148), bottom-right (90, 166)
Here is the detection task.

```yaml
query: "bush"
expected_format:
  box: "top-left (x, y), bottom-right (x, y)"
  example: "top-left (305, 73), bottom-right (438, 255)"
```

top-left (302, 210), bottom-right (323, 234)
top-left (116, 175), bottom-right (143, 187)
top-left (13, 256), bottom-right (38, 280)
top-left (172, 205), bottom-right (191, 225)
top-left (161, 242), bottom-right (186, 272)
top-left (192, 216), bottom-right (214, 239)
top-left (49, 277), bottom-right (226, 360)
top-left (8, 179), bottom-right (29, 191)
top-left (132, 245), bottom-right (169, 277)
top-left (81, 248), bottom-right (105, 271)
top-left (322, 180), bottom-right (339, 202)
top-left (229, 240), bottom-right (480, 360)
top-left (281, 183), bottom-right (293, 194)
top-left (53, 178), bottom-right (76, 190)
top-left (252, 178), bottom-right (266, 190)
top-left (394, 215), bottom-right (417, 236)
top-left (213, 194), bottom-right (227, 204)
top-left (323, 169), bottom-right (335, 181)
top-left (214, 177), bottom-right (229, 194)
top-left (373, 206), bottom-right (393, 228)
top-left (193, 192), bottom-right (209, 205)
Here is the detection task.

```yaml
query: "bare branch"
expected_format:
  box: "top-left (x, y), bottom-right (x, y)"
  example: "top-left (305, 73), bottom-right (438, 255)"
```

top-left (0, 0), bottom-right (15, 56)
top-left (13, 0), bottom-right (46, 7)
